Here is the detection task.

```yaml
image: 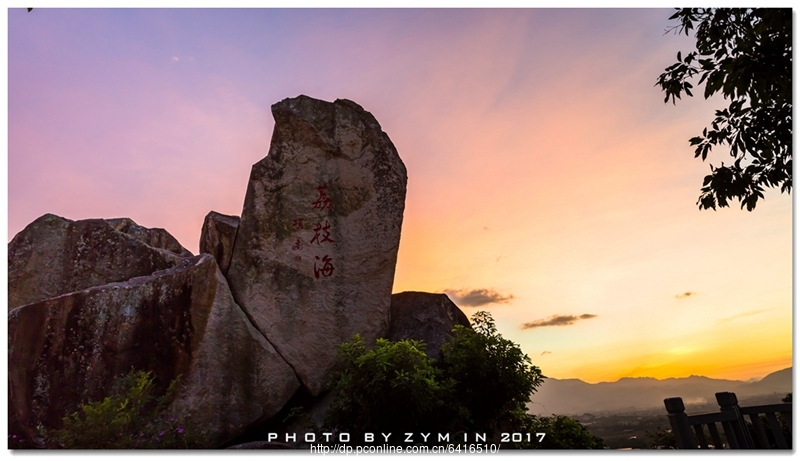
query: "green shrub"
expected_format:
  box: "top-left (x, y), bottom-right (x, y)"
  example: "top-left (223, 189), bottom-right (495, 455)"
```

top-left (439, 311), bottom-right (545, 433)
top-left (324, 312), bottom-right (568, 446)
top-left (323, 335), bottom-right (465, 439)
top-left (46, 369), bottom-right (201, 449)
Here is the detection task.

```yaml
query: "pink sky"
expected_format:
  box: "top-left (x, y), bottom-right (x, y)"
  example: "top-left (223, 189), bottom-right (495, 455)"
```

top-left (6, 8), bottom-right (793, 383)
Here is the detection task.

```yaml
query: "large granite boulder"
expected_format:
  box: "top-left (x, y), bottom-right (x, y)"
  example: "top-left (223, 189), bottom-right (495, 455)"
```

top-left (8, 214), bottom-right (183, 310)
top-left (105, 217), bottom-right (193, 258)
top-left (199, 211), bottom-right (240, 275)
top-left (226, 95), bottom-right (408, 395)
top-left (387, 292), bottom-right (471, 358)
top-left (8, 254), bottom-right (300, 447)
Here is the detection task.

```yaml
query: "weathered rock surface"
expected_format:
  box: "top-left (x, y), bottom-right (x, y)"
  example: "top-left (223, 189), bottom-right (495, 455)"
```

top-left (8, 254), bottom-right (300, 448)
top-left (7, 214), bottom-right (182, 310)
top-left (168, 258), bottom-right (300, 446)
top-left (105, 217), bottom-right (193, 258)
top-left (387, 292), bottom-right (471, 358)
top-left (226, 95), bottom-right (408, 395)
top-left (199, 211), bottom-right (240, 274)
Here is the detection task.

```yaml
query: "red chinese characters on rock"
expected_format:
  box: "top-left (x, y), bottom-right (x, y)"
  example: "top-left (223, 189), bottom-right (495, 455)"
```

top-left (314, 255), bottom-right (334, 279)
top-left (310, 220), bottom-right (335, 245)
top-left (311, 186), bottom-right (333, 210)
top-left (291, 185), bottom-right (336, 279)
top-left (311, 185), bottom-right (335, 279)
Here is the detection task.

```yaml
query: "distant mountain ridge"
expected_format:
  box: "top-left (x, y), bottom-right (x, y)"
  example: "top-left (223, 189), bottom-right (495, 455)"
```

top-left (528, 367), bottom-right (792, 416)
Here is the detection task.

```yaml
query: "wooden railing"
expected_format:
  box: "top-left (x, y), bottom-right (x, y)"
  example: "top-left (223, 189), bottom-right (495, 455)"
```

top-left (664, 392), bottom-right (791, 449)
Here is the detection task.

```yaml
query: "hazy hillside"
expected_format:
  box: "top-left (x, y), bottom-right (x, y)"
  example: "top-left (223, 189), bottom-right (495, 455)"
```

top-left (528, 367), bottom-right (791, 416)
top-left (746, 367), bottom-right (792, 395)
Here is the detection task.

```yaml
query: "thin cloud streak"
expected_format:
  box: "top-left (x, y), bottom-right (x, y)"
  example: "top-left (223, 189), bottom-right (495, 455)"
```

top-left (522, 314), bottom-right (598, 330)
top-left (444, 288), bottom-right (514, 307)
top-left (718, 309), bottom-right (772, 324)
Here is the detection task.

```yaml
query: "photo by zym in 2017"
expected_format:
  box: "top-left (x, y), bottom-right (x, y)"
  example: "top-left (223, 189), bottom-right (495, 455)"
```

top-left (6, 7), bottom-right (791, 453)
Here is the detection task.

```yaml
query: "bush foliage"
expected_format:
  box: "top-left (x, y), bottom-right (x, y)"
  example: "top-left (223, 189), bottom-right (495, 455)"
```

top-left (439, 311), bottom-right (544, 432)
top-left (322, 336), bottom-right (464, 437)
top-left (324, 311), bottom-right (604, 449)
top-left (43, 370), bottom-right (200, 449)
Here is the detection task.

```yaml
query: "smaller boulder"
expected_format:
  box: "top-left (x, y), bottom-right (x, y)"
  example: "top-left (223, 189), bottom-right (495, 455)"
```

top-left (199, 211), bottom-right (240, 274)
top-left (105, 217), bottom-right (193, 257)
top-left (387, 292), bottom-right (471, 358)
top-left (7, 214), bottom-right (182, 310)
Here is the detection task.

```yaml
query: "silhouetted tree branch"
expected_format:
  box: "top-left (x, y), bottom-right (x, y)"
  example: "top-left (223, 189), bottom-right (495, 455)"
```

top-left (656, 8), bottom-right (791, 211)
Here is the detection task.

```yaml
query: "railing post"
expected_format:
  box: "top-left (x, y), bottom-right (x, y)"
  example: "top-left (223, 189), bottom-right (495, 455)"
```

top-left (716, 392), bottom-right (754, 448)
top-left (664, 397), bottom-right (697, 449)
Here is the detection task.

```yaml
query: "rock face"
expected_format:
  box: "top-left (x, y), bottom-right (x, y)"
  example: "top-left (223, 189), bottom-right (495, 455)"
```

top-left (8, 254), bottom-right (299, 447)
top-left (387, 292), bottom-right (471, 358)
top-left (105, 217), bottom-right (193, 258)
top-left (226, 95), bottom-right (408, 395)
top-left (8, 214), bottom-right (182, 310)
top-left (199, 211), bottom-right (240, 275)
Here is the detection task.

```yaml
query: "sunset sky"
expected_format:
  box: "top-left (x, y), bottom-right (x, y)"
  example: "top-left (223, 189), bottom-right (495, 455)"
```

top-left (6, 8), bottom-right (793, 384)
